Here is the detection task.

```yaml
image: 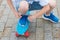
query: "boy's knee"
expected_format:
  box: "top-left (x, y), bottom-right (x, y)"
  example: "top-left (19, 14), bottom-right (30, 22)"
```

top-left (49, 0), bottom-right (56, 8)
top-left (18, 1), bottom-right (29, 13)
top-left (44, 4), bottom-right (50, 11)
top-left (20, 1), bottom-right (29, 9)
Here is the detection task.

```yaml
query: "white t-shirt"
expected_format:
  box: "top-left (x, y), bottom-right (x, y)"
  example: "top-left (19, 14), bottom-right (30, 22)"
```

top-left (12, 0), bottom-right (49, 6)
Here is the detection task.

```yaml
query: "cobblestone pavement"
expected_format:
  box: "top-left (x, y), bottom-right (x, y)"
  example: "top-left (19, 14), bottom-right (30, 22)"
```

top-left (0, 0), bottom-right (60, 40)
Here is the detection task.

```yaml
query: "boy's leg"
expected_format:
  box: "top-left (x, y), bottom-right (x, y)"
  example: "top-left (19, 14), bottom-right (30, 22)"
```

top-left (43, 0), bottom-right (59, 23)
top-left (18, 1), bottom-right (29, 15)
top-left (46, 0), bottom-right (56, 15)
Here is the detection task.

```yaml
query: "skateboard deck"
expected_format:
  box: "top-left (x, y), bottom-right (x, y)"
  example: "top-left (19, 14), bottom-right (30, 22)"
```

top-left (16, 15), bottom-right (30, 35)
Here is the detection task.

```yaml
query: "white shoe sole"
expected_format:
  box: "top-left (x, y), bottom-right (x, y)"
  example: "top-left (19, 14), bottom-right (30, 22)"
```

top-left (42, 15), bottom-right (58, 23)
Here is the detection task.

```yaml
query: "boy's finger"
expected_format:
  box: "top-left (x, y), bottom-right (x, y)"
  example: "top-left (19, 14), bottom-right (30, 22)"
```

top-left (20, 16), bottom-right (22, 18)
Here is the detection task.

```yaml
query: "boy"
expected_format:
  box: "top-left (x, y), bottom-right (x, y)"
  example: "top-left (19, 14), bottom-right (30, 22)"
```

top-left (7, 0), bottom-right (59, 23)
top-left (7, 0), bottom-right (59, 36)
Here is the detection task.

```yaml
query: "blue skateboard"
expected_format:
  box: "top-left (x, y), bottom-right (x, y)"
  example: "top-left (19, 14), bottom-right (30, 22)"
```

top-left (16, 15), bottom-right (30, 37)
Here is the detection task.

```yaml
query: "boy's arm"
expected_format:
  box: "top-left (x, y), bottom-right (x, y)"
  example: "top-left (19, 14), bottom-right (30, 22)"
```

top-left (33, 5), bottom-right (50, 18)
top-left (28, 5), bottom-right (50, 22)
top-left (7, 0), bottom-right (21, 18)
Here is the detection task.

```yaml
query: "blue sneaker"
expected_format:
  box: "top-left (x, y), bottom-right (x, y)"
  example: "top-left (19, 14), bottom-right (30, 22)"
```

top-left (42, 12), bottom-right (59, 23)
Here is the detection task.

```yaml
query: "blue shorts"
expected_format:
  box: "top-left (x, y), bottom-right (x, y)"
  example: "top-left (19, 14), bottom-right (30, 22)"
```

top-left (15, 1), bottom-right (43, 11)
top-left (29, 1), bottom-right (43, 11)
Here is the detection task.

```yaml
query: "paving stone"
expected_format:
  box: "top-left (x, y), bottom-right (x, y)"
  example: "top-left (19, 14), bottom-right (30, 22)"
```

top-left (10, 32), bottom-right (17, 40)
top-left (53, 7), bottom-right (58, 17)
top-left (36, 37), bottom-right (43, 40)
top-left (56, 0), bottom-right (60, 19)
top-left (27, 33), bottom-right (36, 40)
top-left (0, 6), bottom-right (5, 10)
top-left (10, 32), bottom-right (27, 40)
top-left (1, 0), bottom-right (6, 6)
top-left (36, 28), bottom-right (44, 40)
top-left (3, 8), bottom-right (9, 15)
top-left (8, 12), bottom-right (16, 19)
top-left (8, 14), bottom-right (16, 19)
top-left (0, 13), bottom-right (3, 17)
top-left (57, 0), bottom-right (60, 3)
top-left (56, 0), bottom-right (60, 6)
top-left (57, 6), bottom-right (60, 19)
top-left (0, 23), bottom-right (5, 32)
top-left (53, 23), bottom-right (60, 28)
top-left (32, 19), bottom-right (37, 22)
top-left (53, 27), bottom-right (60, 38)
top-left (11, 24), bottom-right (16, 32)
top-left (17, 37), bottom-right (27, 40)
top-left (1, 37), bottom-right (10, 40)
top-left (5, 18), bottom-right (18, 27)
top-left (58, 8), bottom-right (60, 19)
top-left (44, 21), bottom-right (53, 33)
top-left (0, 6), bottom-right (5, 18)
top-left (37, 19), bottom-right (44, 28)
top-left (2, 28), bottom-right (12, 37)
top-left (30, 22), bottom-right (36, 27)
top-left (53, 38), bottom-right (60, 40)
top-left (0, 32), bottom-right (3, 38)
top-left (44, 30), bottom-right (53, 40)
top-left (44, 32), bottom-right (53, 40)
top-left (44, 21), bottom-right (53, 40)
top-left (0, 0), bottom-right (3, 5)
top-left (0, 15), bottom-right (8, 23)
top-left (28, 23), bottom-right (36, 33)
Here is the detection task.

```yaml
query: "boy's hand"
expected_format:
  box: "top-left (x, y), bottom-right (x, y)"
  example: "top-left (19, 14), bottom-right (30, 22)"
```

top-left (28, 15), bottom-right (37, 22)
top-left (14, 11), bottom-right (22, 18)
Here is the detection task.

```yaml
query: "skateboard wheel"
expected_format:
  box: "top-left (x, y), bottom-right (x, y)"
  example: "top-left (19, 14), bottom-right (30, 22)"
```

top-left (24, 31), bottom-right (29, 37)
top-left (15, 32), bottom-right (20, 37)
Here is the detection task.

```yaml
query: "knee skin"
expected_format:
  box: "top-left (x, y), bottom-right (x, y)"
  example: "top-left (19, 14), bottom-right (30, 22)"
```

top-left (18, 1), bottom-right (29, 14)
top-left (49, 0), bottom-right (56, 8)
